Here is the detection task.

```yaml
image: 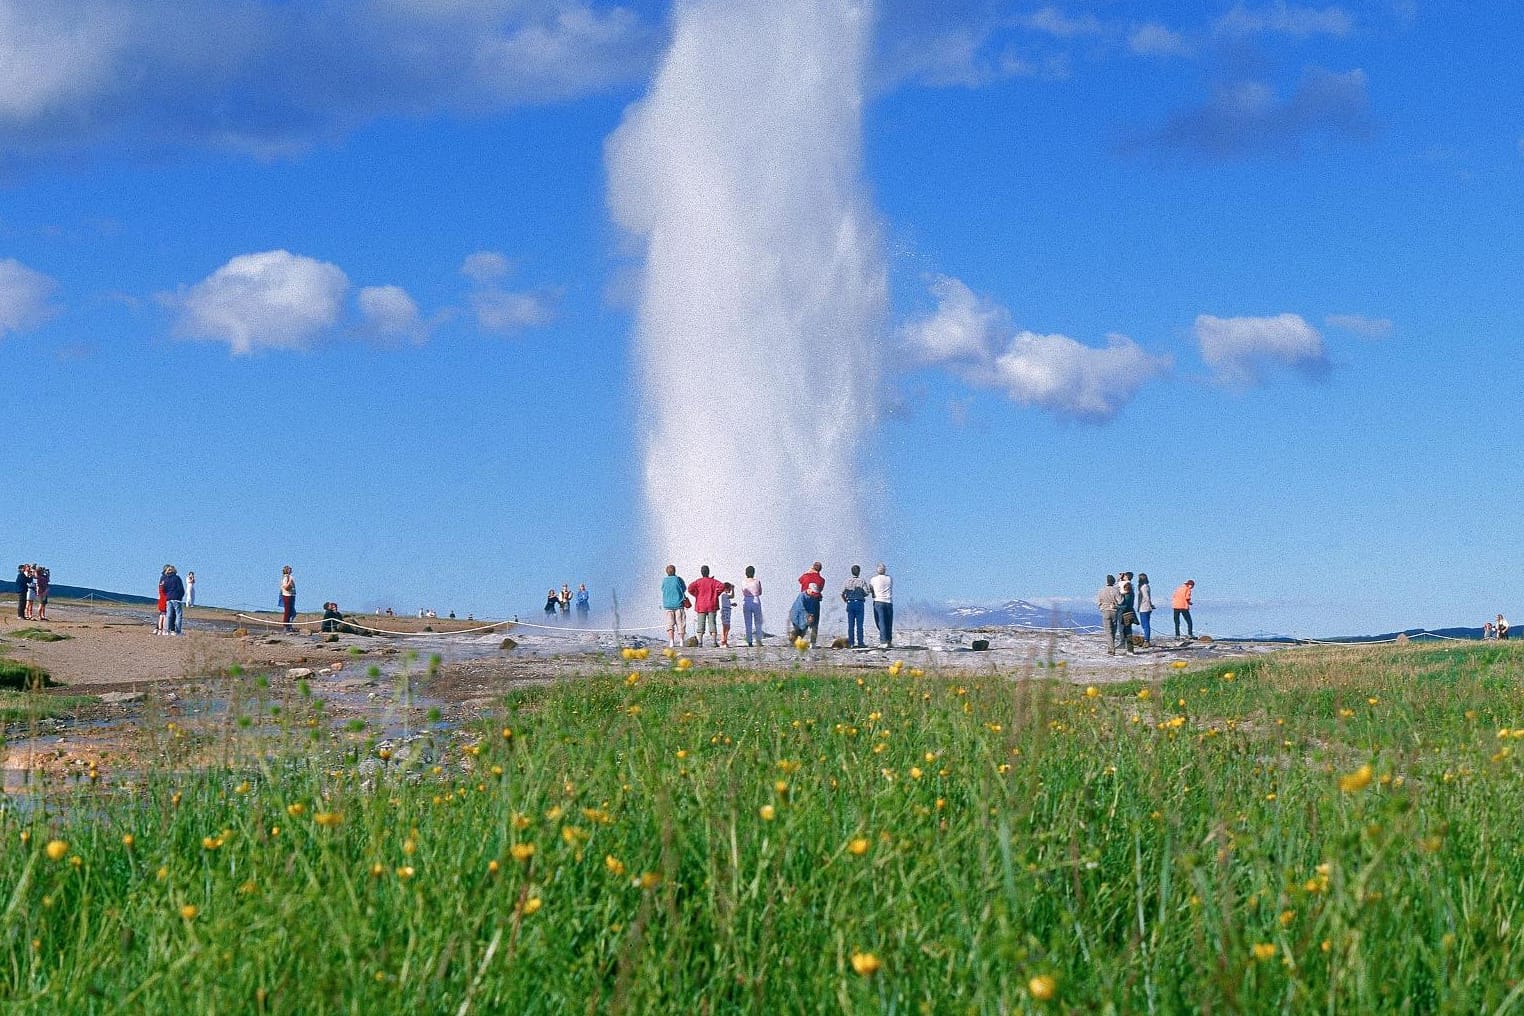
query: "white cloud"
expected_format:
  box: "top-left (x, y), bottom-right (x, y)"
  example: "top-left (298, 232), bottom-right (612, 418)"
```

top-left (1214, 3), bottom-right (1354, 38)
top-left (902, 274), bottom-right (1169, 422)
top-left (0, 257), bottom-right (59, 336)
top-left (460, 250), bottom-right (512, 283)
top-left (0, 0), bottom-right (658, 168)
top-left (989, 331), bottom-right (1170, 422)
top-left (1195, 313), bottom-right (1328, 384)
top-left (1019, 6), bottom-right (1105, 38)
top-left (1325, 313), bottom-right (1392, 338)
top-left (900, 274), bottom-right (1007, 364)
top-left (1128, 23), bottom-right (1193, 57)
top-left (460, 250), bottom-right (556, 334)
top-left (171, 251), bottom-right (349, 354)
top-left (357, 285), bottom-right (428, 343)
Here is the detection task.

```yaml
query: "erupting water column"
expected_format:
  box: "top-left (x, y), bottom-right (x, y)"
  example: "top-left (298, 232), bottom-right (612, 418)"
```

top-left (608, 0), bottom-right (886, 598)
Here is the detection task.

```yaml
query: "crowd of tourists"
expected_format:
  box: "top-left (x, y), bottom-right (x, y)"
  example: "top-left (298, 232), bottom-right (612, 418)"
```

top-left (543, 583), bottom-right (592, 624)
top-left (14, 563), bottom-right (51, 621)
top-left (1096, 573), bottom-right (1195, 655)
top-left (660, 561), bottom-right (894, 650)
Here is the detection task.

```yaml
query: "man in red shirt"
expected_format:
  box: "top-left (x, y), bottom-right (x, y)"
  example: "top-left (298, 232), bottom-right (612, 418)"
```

top-left (798, 561), bottom-right (824, 595)
top-left (687, 565), bottom-right (726, 647)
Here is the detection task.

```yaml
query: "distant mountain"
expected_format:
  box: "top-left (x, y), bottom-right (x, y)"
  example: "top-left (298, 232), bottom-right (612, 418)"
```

top-left (1, 581), bottom-right (156, 606)
top-left (908, 599), bottom-right (1103, 631)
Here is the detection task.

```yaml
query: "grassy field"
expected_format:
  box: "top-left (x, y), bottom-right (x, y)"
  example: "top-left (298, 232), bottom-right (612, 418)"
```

top-left (4, 643), bottom-right (1524, 1013)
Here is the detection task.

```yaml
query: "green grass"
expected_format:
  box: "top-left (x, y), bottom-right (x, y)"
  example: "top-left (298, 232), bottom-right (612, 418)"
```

top-left (5, 645), bottom-right (1524, 1012)
top-left (8, 629), bottom-right (69, 643)
top-left (0, 659), bottom-right (52, 691)
top-left (0, 691), bottom-right (95, 724)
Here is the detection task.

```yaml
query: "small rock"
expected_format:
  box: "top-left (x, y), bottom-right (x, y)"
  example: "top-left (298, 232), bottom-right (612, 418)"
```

top-left (500, 638), bottom-right (518, 650)
top-left (685, 636), bottom-right (700, 648)
top-left (99, 691), bottom-right (144, 704)
top-left (286, 668), bottom-right (314, 680)
top-left (830, 637), bottom-right (851, 650)
top-left (1196, 635), bottom-right (1213, 644)
top-left (232, 627), bottom-right (249, 637)
top-left (325, 634), bottom-right (339, 643)
top-left (971, 639), bottom-right (990, 652)
top-left (330, 661), bottom-right (344, 672)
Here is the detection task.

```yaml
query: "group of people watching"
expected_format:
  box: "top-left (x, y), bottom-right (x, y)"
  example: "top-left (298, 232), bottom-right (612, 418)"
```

top-left (1096, 573), bottom-right (1194, 655)
top-left (1484, 615), bottom-right (1511, 640)
top-left (14, 563), bottom-right (50, 621)
top-left (660, 561), bottom-right (894, 650)
top-left (155, 565), bottom-right (193, 636)
top-left (543, 583), bottom-right (592, 624)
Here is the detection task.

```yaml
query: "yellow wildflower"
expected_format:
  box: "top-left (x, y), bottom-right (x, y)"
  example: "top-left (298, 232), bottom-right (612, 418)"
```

top-left (1339, 764), bottom-right (1373, 793)
top-left (44, 839), bottom-right (69, 862)
top-left (510, 843), bottom-right (536, 862)
top-left (1028, 975), bottom-right (1057, 1000)
top-left (850, 952), bottom-right (881, 976)
top-left (1252, 943), bottom-right (1277, 961)
top-left (759, 804), bottom-right (776, 821)
top-left (847, 838), bottom-right (870, 856)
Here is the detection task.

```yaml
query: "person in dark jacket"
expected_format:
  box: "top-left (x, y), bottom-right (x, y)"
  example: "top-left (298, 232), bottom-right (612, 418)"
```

top-left (161, 565), bottom-right (187, 636)
top-left (16, 564), bottom-right (28, 619)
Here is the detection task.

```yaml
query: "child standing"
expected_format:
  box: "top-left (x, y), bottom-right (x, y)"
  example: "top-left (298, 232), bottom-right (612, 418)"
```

top-left (719, 582), bottom-right (735, 648)
top-left (156, 567), bottom-right (169, 634)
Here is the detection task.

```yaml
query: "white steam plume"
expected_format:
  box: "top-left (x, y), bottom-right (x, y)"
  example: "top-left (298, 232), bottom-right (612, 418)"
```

top-left (607, 0), bottom-right (886, 609)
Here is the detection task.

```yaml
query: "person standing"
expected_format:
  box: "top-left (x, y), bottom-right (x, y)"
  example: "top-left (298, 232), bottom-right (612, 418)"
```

top-left (559, 584), bottom-right (572, 615)
top-left (23, 564), bottom-right (37, 620)
top-left (544, 589), bottom-right (559, 620)
top-left (798, 561), bottom-right (825, 595)
top-left (661, 565), bottom-right (687, 648)
top-left (1499, 614), bottom-right (1511, 641)
top-left (185, 571), bottom-right (196, 608)
top-left (280, 565), bottom-right (297, 633)
top-left (1116, 573), bottom-right (1136, 655)
top-left (1172, 579), bottom-right (1195, 638)
top-left (156, 566), bottom-right (169, 634)
top-left (1135, 572), bottom-right (1154, 646)
top-left (687, 565), bottom-right (724, 648)
top-left (162, 565), bottom-right (186, 636)
top-left (841, 565), bottom-right (871, 648)
top-left (718, 582), bottom-right (734, 648)
top-left (574, 584), bottom-right (590, 624)
top-left (32, 566), bottom-right (49, 621)
top-left (1096, 575), bottom-right (1120, 655)
top-left (868, 564), bottom-right (894, 649)
top-left (741, 566), bottom-right (763, 647)
top-left (14, 564), bottom-right (27, 619)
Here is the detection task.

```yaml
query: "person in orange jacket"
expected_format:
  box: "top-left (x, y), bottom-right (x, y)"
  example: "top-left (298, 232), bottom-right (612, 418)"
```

top-left (1172, 579), bottom-right (1195, 638)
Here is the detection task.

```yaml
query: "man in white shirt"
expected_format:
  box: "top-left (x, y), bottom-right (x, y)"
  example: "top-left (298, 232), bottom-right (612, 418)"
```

top-left (868, 564), bottom-right (894, 648)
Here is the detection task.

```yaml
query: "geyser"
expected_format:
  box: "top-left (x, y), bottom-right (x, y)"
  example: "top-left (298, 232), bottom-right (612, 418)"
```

top-left (607, 0), bottom-right (886, 599)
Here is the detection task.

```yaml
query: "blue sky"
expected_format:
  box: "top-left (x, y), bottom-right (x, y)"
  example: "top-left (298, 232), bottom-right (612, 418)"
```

top-left (3, 0), bottom-right (1520, 636)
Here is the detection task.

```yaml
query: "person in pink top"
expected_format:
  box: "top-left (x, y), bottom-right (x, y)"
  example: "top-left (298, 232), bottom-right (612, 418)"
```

top-left (741, 565), bottom-right (763, 646)
top-left (687, 565), bottom-right (726, 647)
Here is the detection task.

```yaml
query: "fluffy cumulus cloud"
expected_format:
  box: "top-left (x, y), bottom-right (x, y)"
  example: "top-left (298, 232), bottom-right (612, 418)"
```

top-left (1325, 313), bottom-right (1392, 338)
top-left (989, 331), bottom-right (1170, 422)
top-left (901, 274), bottom-right (1170, 422)
top-left (357, 285), bottom-right (428, 343)
top-left (171, 251), bottom-right (350, 354)
top-left (0, 0), bottom-right (658, 167)
top-left (1195, 313), bottom-right (1328, 384)
top-left (0, 258), bottom-right (59, 336)
top-left (1128, 67), bottom-right (1372, 160)
top-left (460, 251), bottom-right (556, 334)
top-left (900, 275), bottom-right (1009, 364)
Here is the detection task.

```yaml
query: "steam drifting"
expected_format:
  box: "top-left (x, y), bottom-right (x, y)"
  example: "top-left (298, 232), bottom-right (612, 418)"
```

top-left (608, 0), bottom-right (886, 590)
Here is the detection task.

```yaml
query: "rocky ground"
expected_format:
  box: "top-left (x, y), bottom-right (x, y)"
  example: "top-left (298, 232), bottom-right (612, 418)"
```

top-left (1, 600), bottom-right (1279, 785)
